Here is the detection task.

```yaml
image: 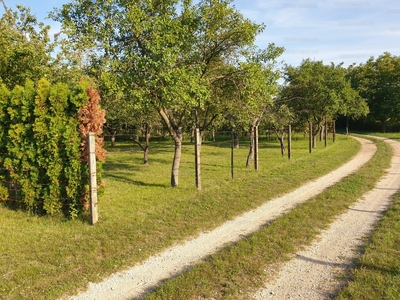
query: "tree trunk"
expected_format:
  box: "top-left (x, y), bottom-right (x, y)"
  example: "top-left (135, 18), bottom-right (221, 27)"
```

top-left (279, 135), bottom-right (285, 157)
top-left (274, 129), bottom-right (285, 157)
top-left (158, 107), bottom-right (184, 187)
top-left (171, 130), bottom-right (182, 187)
top-left (233, 131), bottom-right (239, 148)
top-left (319, 124), bottom-right (323, 142)
top-left (246, 126), bottom-right (255, 167)
top-left (111, 131), bottom-right (116, 147)
top-left (143, 123), bottom-right (151, 165)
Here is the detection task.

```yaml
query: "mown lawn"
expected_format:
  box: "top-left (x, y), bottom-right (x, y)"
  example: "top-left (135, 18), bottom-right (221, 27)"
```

top-left (0, 133), bottom-right (365, 299)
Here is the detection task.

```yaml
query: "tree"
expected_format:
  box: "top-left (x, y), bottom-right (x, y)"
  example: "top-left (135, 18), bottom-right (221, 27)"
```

top-left (348, 52), bottom-right (399, 132)
top-left (282, 59), bottom-right (366, 150)
top-left (52, 0), bottom-right (271, 187)
top-left (0, 3), bottom-right (55, 89)
top-left (265, 103), bottom-right (295, 157)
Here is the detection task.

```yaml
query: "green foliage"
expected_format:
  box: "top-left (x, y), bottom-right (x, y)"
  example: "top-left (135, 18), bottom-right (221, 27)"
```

top-left (0, 5), bottom-right (54, 89)
top-left (282, 59), bottom-right (368, 133)
top-left (0, 78), bottom-right (104, 218)
top-left (348, 52), bottom-right (400, 131)
top-left (51, 0), bottom-right (282, 186)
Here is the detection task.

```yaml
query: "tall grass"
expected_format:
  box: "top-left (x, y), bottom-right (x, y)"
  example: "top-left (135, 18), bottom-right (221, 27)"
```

top-left (0, 134), bottom-right (361, 299)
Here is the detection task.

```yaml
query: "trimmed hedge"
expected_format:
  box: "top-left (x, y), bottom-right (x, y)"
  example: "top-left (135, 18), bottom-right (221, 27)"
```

top-left (0, 78), bottom-right (105, 218)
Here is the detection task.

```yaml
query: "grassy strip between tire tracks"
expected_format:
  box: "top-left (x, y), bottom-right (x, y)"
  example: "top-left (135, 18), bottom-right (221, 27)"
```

top-left (336, 192), bottom-right (400, 300)
top-left (335, 133), bottom-right (400, 300)
top-left (144, 136), bottom-right (394, 299)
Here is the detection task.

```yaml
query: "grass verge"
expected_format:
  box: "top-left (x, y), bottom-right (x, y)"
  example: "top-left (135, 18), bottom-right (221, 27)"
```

top-left (144, 136), bottom-right (393, 299)
top-left (335, 192), bottom-right (400, 300)
top-left (335, 134), bottom-right (400, 300)
top-left (0, 134), bottom-right (363, 299)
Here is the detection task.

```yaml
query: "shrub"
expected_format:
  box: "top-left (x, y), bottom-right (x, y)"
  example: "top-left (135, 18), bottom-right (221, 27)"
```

top-left (0, 78), bottom-right (106, 218)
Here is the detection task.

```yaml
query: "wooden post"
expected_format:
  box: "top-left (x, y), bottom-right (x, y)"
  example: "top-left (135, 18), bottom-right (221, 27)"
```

top-left (88, 133), bottom-right (98, 225)
top-left (333, 120), bottom-right (336, 142)
top-left (308, 121), bottom-right (313, 154)
top-left (254, 125), bottom-right (259, 170)
top-left (231, 130), bottom-right (234, 179)
top-left (194, 128), bottom-right (201, 190)
top-left (288, 125), bottom-right (292, 159)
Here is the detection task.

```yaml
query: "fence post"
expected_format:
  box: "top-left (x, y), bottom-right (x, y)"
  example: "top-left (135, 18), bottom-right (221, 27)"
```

top-left (288, 125), bottom-right (292, 159)
top-left (194, 128), bottom-right (201, 190)
top-left (254, 125), bottom-right (259, 171)
top-left (88, 132), bottom-right (98, 225)
top-left (231, 130), bottom-right (235, 179)
top-left (309, 121), bottom-right (313, 154)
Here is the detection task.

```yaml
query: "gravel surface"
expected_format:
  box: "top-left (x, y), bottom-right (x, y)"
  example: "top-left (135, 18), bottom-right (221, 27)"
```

top-left (252, 136), bottom-right (400, 299)
top-left (67, 136), bottom-right (384, 300)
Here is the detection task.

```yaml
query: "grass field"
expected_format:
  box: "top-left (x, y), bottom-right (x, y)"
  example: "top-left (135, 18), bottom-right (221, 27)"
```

top-left (0, 132), bottom-right (395, 299)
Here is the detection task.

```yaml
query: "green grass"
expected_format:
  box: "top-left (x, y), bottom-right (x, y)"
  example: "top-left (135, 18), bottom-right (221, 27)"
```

top-left (335, 133), bottom-right (400, 300)
top-left (336, 193), bottom-right (400, 300)
top-left (143, 136), bottom-right (393, 299)
top-left (0, 134), bottom-right (366, 299)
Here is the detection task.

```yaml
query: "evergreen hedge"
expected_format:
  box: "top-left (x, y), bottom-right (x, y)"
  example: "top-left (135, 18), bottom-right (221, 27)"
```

top-left (0, 78), bottom-right (105, 218)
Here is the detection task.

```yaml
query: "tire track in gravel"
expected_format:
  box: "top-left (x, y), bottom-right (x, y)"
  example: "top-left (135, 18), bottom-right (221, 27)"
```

top-left (68, 136), bottom-right (376, 300)
top-left (252, 137), bottom-right (400, 300)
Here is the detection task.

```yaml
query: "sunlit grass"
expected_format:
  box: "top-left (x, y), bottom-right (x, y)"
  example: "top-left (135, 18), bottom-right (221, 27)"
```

top-left (335, 133), bottom-right (400, 300)
top-left (144, 137), bottom-right (394, 299)
top-left (336, 193), bottom-right (400, 300)
top-left (0, 134), bottom-right (361, 299)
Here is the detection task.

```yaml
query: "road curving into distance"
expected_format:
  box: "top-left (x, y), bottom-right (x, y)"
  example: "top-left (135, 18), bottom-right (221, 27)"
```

top-left (69, 136), bottom-right (381, 300)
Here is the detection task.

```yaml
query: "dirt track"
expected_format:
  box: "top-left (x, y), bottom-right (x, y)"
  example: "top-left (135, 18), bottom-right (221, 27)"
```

top-left (253, 136), bottom-right (400, 299)
top-left (68, 136), bottom-right (399, 300)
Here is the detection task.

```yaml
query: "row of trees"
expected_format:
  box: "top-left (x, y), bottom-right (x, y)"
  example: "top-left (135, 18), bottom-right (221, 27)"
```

top-left (1, 0), bottom-right (399, 194)
top-left (347, 52), bottom-right (400, 132)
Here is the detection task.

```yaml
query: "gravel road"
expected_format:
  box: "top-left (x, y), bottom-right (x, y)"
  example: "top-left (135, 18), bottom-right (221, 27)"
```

top-left (252, 136), bottom-right (400, 299)
top-left (67, 136), bottom-right (396, 300)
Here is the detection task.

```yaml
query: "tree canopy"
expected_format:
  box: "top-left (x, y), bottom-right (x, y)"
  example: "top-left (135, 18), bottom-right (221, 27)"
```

top-left (52, 0), bottom-right (280, 186)
top-left (0, 4), bottom-right (54, 89)
top-left (348, 52), bottom-right (400, 132)
top-left (281, 59), bottom-right (368, 139)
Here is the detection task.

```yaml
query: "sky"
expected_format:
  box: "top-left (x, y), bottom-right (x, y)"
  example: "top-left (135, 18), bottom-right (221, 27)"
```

top-left (1, 0), bottom-right (399, 68)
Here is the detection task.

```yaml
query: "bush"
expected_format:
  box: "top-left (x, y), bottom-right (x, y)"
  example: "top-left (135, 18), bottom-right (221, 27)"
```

top-left (0, 78), bottom-right (106, 218)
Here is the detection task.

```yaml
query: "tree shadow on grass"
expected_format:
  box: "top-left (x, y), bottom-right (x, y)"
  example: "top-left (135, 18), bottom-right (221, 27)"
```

top-left (105, 173), bottom-right (168, 187)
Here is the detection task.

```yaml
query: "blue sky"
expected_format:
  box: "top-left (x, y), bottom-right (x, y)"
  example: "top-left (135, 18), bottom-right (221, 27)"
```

top-left (2, 0), bottom-right (399, 68)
